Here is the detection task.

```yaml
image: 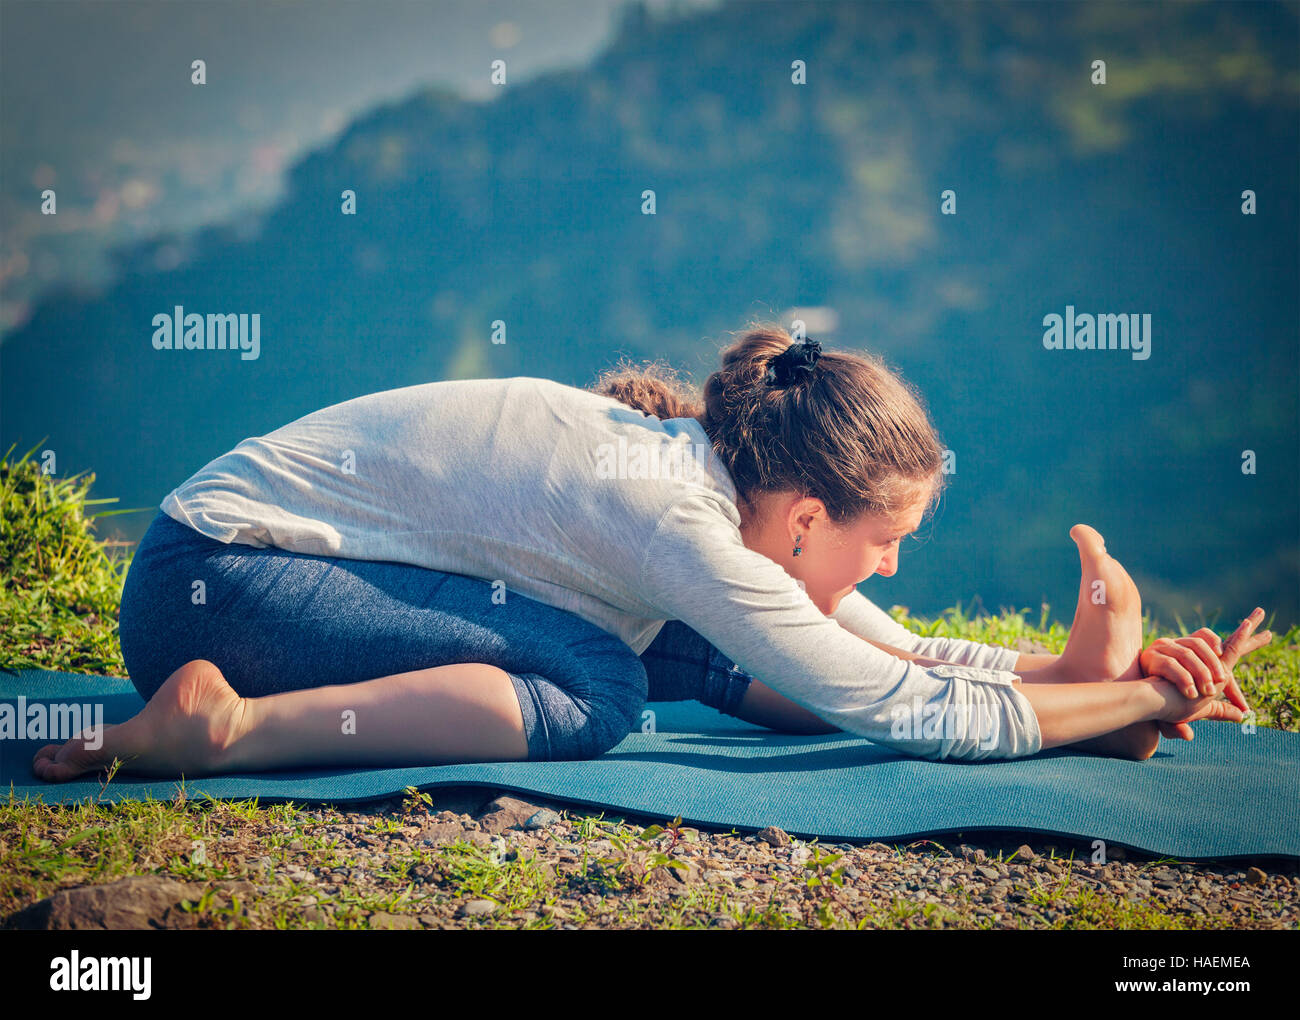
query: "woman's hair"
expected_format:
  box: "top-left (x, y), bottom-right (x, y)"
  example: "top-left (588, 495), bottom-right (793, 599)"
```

top-left (589, 321), bottom-right (949, 525)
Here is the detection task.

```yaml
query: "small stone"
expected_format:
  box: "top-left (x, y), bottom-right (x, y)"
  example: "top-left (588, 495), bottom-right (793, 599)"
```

top-left (1245, 867), bottom-right (1267, 886)
top-left (525, 809), bottom-right (562, 830)
top-left (369, 911), bottom-right (420, 930)
top-left (1010, 844), bottom-right (1035, 863)
top-left (457, 899), bottom-right (499, 917)
top-left (670, 861), bottom-right (701, 884)
top-left (976, 865), bottom-right (1001, 882)
top-left (214, 879), bottom-right (256, 899)
top-left (755, 826), bottom-right (791, 848)
top-left (476, 795), bottom-right (544, 834)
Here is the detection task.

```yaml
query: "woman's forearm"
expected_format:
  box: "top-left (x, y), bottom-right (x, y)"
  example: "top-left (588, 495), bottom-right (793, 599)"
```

top-left (858, 636), bottom-right (1063, 677)
top-left (1013, 675), bottom-right (1166, 748)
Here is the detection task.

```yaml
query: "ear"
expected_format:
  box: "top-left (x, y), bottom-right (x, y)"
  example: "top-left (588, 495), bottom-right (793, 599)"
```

top-left (788, 495), bottom-right (828, 537)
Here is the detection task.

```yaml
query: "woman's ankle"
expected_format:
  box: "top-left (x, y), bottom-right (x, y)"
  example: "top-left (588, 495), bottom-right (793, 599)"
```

top-left (1015, 659), bottom-right (1077, 685)
top-left (212, 695), bottom-right (258, 773)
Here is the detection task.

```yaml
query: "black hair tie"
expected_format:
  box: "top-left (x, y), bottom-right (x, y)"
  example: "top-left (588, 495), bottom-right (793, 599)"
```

top-left (765, 338), bottom-right (823, 388)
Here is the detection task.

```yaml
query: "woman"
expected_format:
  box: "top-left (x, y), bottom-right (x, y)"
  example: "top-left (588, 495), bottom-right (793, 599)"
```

top-left (33, 324), bottom-right (1272, 781)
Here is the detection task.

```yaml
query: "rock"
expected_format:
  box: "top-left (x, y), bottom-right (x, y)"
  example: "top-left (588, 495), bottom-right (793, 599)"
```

top-left (457, 899), bottom-right (498, 917)
top-left (976, 865), bottom-right (1001, 882)
top-left (476, 795), bottom-right (544, 834)
top-left (213, 879), bottom-right (256, 899)
top-left (1245, 867), bottom-right (1267, 886)
top-left (418, 821), bottom-right (468, 846)
top-left (1010, 844), bottom-right (1035, 863)
top-left (669, 860), bottom-right (701, 884)
top-left (369, 911), bottom-right (420, 929)
top-left (407, 863), bottom-right (437, 884)
top-left (525, 809), bottom-right (562, 830)
top-left (7, 876), bottom-right (205, 930)
top-left (755, 826), bottom-right (791, 848)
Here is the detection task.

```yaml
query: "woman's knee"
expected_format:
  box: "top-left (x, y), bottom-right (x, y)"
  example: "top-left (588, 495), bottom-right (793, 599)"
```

top-left (527, 648), bottom-right (647, 761)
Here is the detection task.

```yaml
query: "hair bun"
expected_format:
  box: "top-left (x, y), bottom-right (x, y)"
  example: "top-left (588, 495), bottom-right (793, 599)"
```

top-left (764, 338), bottom-right (822, 388)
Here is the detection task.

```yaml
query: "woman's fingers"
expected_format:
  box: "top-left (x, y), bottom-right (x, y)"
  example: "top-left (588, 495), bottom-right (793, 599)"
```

top-left (1157, 720), bottom-right (1195, 741)
top-left (1146, 646), bottom-right (1197, 699)
top-left (1143, 637), bottom-right (1223, 699)
top-left (1220, 608), bottom-right (1265, 671)
top-left (1175, 636), bottom-right (1228, 695)
top-left (1189, 627), bottom-right (1224, 657)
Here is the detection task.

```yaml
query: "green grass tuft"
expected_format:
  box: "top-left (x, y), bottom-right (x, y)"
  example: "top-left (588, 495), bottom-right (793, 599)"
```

top-left (0, 442), bottom-right (149, 676)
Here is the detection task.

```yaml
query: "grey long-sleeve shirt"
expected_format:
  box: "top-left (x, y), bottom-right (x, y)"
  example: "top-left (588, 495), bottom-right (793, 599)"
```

top-left (161, 375), bottom-right (1042, 760)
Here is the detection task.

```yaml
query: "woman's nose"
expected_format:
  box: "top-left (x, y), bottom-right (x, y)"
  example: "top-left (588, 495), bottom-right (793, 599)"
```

top-left (875, 549), bottom-right (899, 577)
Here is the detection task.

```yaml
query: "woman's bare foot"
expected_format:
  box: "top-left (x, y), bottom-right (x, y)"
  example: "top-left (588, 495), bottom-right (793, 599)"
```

top-left (1056, 524), bottom-right (1145, 684)
top-left (31, 659), bottom-right (248, 782)
top-left (1069, 719), bottom-right (1162, 761)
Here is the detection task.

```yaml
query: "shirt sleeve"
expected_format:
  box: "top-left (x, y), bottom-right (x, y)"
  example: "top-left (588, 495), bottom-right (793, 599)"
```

top-left (637, 495), bottom-right (1042, 761)
top-left (830, 588), bottom-right (1024, 672)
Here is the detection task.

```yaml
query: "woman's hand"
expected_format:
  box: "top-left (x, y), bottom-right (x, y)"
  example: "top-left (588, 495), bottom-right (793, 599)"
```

top-left (1140, 609), bottom-right (1272, 707)
top-left (1141, 630), bottom-right (1244, 707)
top-left (1150, 608), bottom-right (1273, 739)
top-left (1156, 674), bottom-right (1249, 730)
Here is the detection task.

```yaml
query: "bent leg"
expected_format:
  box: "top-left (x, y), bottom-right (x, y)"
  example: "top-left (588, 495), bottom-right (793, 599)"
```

top-left (95, 512), bottom-right (647, 772)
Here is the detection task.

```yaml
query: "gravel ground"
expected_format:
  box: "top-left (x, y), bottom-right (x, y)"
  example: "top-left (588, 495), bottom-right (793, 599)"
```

top-left (341, 790), bottom-right (1299, 928)
top-left (8, 783), bottom-right (1296, 929)
top-left (20, 783), bottom-right (1291, 931)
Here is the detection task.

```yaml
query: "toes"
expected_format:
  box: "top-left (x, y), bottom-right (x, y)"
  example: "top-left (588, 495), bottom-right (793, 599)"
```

top-left (30, 737), bottom-right (110, 783)
top-left (1069, 523), bottom-right (1108, 562)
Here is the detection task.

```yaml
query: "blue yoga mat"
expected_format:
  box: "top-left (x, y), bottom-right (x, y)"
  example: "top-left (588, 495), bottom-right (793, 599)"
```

top-left (3, 669), bottom-right (1297, 860)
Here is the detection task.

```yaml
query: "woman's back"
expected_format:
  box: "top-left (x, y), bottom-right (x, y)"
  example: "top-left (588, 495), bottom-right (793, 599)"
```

top-left (162, 375), bottom-right (737, 654)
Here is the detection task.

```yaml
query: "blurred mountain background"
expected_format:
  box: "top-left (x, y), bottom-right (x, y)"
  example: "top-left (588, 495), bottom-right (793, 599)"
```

top-left (2, 0), bottom-right (1297, 629)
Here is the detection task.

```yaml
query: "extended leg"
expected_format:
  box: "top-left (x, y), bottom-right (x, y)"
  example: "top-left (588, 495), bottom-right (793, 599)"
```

top-left (32, 657), bottom-right (531, 781)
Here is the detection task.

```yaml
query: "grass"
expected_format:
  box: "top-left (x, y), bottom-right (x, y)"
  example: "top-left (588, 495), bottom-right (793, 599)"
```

top-left (1, 445), bottom-right (1296, 929)
top-left (1, 442), bottom-right (143, 675)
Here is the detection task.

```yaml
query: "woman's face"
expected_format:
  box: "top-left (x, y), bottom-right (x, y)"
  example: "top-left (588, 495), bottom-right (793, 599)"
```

top-left (741, 489), bottom-right (930, 616)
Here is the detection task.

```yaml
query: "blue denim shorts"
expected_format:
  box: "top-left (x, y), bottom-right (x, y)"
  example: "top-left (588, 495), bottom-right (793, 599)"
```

top-left (118, 511), bottom-right (754, 763)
